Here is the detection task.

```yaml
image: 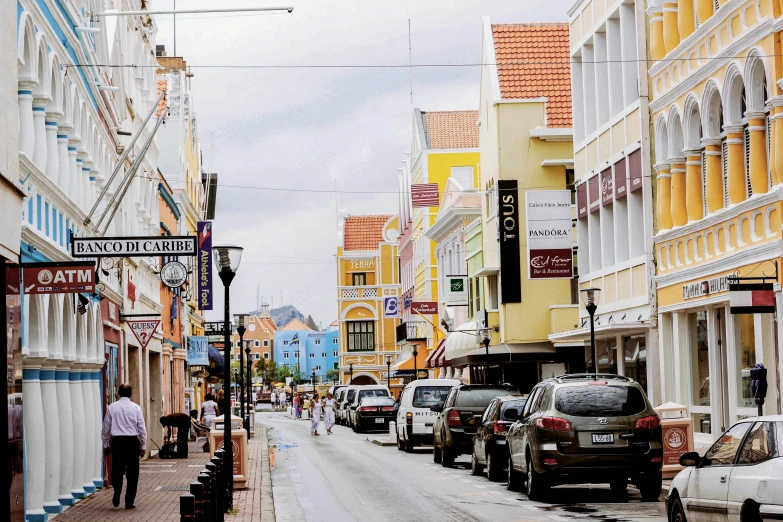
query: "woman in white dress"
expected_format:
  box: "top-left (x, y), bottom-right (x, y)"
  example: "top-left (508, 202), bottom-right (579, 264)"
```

top-left (200, 393), bottom-right (220, 429)
top-left (323, 393), bottom-right (336, 435)
top-left (310, 396), bottom-right (323, 436)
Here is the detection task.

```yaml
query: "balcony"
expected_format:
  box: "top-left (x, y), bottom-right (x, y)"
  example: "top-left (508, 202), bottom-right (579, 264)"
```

top-left (396, 321), bottom-right (428, 344)
top-left (340, 286), bottom-right (379, 299)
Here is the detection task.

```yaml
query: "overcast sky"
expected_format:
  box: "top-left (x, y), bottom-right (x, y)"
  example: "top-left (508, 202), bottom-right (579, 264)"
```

top-left (150, 0), bottom-right (573, 326)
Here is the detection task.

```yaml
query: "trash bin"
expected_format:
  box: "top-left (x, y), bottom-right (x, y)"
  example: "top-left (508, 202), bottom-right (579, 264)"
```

top-left (209, 414), bottom-right (249, 489)
top-left (654, 402), bottom-right (694, 479)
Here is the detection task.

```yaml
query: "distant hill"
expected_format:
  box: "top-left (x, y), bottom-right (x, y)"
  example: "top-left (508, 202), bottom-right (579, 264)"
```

top-left (270, 305), bottom-right (306, 329)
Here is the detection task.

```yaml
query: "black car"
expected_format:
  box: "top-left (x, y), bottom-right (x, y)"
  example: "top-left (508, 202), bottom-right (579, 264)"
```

top-left (432, 384), bottom-right (520, 467)
top-left (471, 395), bottom-right (528, 481)
top-left (354, 397), bottom-right (396, 433)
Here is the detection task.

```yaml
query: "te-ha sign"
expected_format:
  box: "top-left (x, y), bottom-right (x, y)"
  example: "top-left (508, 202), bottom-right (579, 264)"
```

top-left (349, 259), bottom-right (375, 270)
top-left (6, 263), bottom-right (96, 295)
top-left (71, 236), bottom-right (197, 257)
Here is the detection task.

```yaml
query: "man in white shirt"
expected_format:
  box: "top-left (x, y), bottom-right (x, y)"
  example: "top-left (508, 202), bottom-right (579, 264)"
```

top-left (279, 390), bottom-right (287, 409)
top-left (270, 390), bottom-right (277, 410)
top-left (102, 383), bottom-right (147, 509)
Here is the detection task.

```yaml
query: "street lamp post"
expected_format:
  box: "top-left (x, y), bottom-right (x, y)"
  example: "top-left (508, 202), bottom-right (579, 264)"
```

top-left (412, 347), bottom-right (419, 381)
top-left (386, 355), bottom-right (391, 391)
top-left (482, 334), bottom-right (491, 385)
top-left (234, 314), bottom-right (248, 427)
top-left (311, 368), bottom-right (316, 388)
top-left (580, 287), bottom-right (601, 378)
top-left (214, 245), bottom-right (243, 512)
top-left (245, 343), bottom-right (252, 437)
top-left (349, 363), bottom-right (353, 385)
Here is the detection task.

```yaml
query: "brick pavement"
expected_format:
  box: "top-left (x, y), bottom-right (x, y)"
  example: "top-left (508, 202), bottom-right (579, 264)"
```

top-left (53, 427), bottom-right (270, 522)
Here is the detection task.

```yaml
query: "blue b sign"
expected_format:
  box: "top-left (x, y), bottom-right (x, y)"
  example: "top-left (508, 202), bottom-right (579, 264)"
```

top-left (187, 336), bottom-right (209, 366)
top-left (384, 297), bottom-right (400, 318)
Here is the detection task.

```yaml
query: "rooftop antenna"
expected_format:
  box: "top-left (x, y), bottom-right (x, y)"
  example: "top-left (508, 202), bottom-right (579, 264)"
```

top-left (408, 19), bottom-right (413, 109)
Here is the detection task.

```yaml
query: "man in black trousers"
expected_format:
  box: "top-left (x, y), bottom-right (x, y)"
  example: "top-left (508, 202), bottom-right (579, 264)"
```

top-left (160, 412), bottom-right (192, 458)
top-left (101, 383), bottom-right (147, 509)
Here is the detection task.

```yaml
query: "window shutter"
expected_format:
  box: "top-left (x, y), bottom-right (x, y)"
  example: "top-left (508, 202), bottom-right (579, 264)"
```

top-left (702, 150), bottom-right (708, 217)
top-left (745, 125), bottom-right (752, 197)
top-left (722, 139), bottom-right (729, 207)
top-left (767, 114), bottom-right (773, 187)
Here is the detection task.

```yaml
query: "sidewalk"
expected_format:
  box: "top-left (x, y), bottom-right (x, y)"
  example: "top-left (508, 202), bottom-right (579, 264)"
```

top-left (53, 426), bottom-right (270, 522)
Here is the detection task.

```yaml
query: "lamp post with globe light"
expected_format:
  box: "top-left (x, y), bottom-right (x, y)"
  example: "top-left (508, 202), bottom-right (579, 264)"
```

top-left (234, 314), bottom-right (248, 425)
top-left (580, 287), bottom-right (601, 378)
top-left (245, 342), bottom-right (252, 437)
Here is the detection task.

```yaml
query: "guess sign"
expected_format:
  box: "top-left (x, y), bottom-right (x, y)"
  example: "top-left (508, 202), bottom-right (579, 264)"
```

top-left (6, 264), bottom-right (96, 295)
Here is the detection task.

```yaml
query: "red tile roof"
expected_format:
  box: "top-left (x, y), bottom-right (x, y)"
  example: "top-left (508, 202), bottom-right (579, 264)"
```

top-left (423, 111), bottom-right (479, 149)
top-left (343, 215), bottom-right (392, 251)
top-left (491, 24), bottom-right (572, 128)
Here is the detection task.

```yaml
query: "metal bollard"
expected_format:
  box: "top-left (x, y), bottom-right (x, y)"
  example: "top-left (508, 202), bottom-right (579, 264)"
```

top-left (211, 455), bottom-right (225, 519)
top-left (180, 493), bottom-right (195, 521)
top-left (190, 481), bottom-right (204, 522)
top-left (389, 421), bottom-right (396, 440)
top-left (205, 463), bottom-right (219, 520)
top-left (198, 472), bottom-right (213, 522)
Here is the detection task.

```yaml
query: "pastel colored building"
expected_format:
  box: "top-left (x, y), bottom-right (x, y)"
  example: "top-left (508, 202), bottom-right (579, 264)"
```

top-left (273, 321), bottom-right (339, 383)
top-left (230, 303), bottom-right (277, 370)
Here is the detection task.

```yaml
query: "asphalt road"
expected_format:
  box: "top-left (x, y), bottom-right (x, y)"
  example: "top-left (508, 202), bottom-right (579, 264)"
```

top-left (259, 411), bottom-right (668, 522)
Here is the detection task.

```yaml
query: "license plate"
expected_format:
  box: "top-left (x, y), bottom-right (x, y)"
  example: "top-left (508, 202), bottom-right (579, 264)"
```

top-left (375, 418), bottom-right (385, 423)
top-left (592, 433), bottom-right (614, 444)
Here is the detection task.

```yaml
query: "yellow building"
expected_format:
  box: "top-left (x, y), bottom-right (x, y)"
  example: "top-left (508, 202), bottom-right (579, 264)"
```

top-left (445, 20), bottom-right (580, 392)
top-left (397, 110), bottom-right (480, 372)
top-left (648, 0), bottom-right (783, 442)
top-left (336, 215), bottom-right (403, 391)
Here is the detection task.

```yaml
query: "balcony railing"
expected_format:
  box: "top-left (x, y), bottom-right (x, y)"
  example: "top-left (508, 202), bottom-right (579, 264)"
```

top-left (396, 321), bottom-right (428, 343)
top-left (340, 286), bottom-right (380, 299)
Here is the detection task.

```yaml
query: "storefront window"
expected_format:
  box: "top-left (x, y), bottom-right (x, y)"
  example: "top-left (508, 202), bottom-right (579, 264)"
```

top-left (689, 311), bottom-right (711, 433)
top-left (624, 335), bottom-right (647, 392)
top-left (594, 338), bottom-right (617, 374)
top-left (737, 314), bottom-right (756, 408)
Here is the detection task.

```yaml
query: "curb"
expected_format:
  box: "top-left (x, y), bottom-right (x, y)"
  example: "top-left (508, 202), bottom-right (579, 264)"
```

top-left (371, 438), bottom-right (396, 447)
top-left (259, 424), bottom-right (276, 522)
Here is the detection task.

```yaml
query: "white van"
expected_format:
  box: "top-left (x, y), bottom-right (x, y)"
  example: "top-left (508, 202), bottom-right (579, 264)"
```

top-left (395, 379), bottom-right (460, 452)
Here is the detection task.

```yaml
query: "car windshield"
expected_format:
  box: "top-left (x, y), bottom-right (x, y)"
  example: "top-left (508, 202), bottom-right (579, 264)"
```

top-left (345, 390), bottom-right (355, 403)
top-left (501, 399), bottom-right (527, 420)
top-left (412, 386), bottom-right (453, 408)
top-left (361, 397), bottom-right (394, 406)
top-left (456, 388), bottom-right (516, 407)
top-left (554, 385), bottom-right (647, 417)
top-left (358, 389), bottom-right (389, 401)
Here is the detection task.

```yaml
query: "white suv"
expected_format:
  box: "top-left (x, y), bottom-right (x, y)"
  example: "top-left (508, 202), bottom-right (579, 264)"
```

top-left (396, 379), bottom-right (460, 452)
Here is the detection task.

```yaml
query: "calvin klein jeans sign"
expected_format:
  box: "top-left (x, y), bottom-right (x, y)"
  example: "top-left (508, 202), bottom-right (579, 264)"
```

top-left (71, 236), bottom-right (197, 257)
top-left (526, 190), bottom-right (573, 279)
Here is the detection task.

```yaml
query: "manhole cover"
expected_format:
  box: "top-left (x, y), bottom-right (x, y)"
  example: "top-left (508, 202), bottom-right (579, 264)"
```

top-left (155, 485), bottom-right (192, 491)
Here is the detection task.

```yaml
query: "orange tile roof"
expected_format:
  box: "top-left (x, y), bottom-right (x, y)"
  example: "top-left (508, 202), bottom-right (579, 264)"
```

top-left (343, 215), bottom-right (392, 251)
top-left (423, 111), bottom-right (479, 149)
top-left (491, 24), bottom-right (572, 128)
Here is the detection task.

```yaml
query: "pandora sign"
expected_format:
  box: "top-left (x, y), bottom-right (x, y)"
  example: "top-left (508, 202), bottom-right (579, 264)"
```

top-left (526, 190), bottom-right (573, 279)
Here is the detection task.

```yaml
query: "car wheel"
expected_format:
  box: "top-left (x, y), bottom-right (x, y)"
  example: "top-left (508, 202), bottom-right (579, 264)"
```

top-left (397, 431), bottom-right (405, 451)
top-left (741, 501), bottom-right (762, 522)
top-left (441, 444), bottom-right (455, 467)
top-left (670, 498), bottom-right (687, 522)
top-left (525, 453), bottom-right (548, 501)
top-left (638, 473), bottom-right (662, 502)
top-left (433, 442), bottom-right (442, 463)
top-left (486, 451), bottom-right (504, 482)
top-left (507, 453), bottom-right (523, 491)
top-left (610, 479), bottom-right (627, 498)
top-left (404, 433), bottom-right (414, 453)
top-left (470, 451), bottom-right (483, 476)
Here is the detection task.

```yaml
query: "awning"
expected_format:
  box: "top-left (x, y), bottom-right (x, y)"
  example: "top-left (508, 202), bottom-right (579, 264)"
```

top-left (547, 321), bottom-right (652, 344)
top-left (443, 322), bottom-right (480, 361)
top-left (390, 348), bottom-right (430, 373)
top-left (425, 340), bottom-right (446, 368)
top-left (471, 267), bottom-right (499, 278)
top-left (449, 342), bottom-right (557, 367)
top-left (436, 345), bottom-right (448, 368)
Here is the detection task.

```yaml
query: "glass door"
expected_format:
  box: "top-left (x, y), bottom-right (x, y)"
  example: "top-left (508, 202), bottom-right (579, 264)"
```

top-left (688, 311), bottom-right (712, 434)
top-left (711, 307), bottom-right (730, 435)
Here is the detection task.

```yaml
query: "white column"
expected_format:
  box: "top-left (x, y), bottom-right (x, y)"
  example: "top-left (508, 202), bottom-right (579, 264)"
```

top-left (41, 366), bottom-right (62, 515)
top-left (68, 144), bottom-right (80, 206)
top-left (76, 156), bottom-right (87, 211)
top-left (22, 365), bottom-right (47, 521)
top-left (44, 116), bottom-right (60, 184)
top-left (18, 88), bottom-right (35, 156)
top-left (81, 370), bottom-right (97, 494)
top-left (80, 160), bottom-right (92, 211)
top-left (55, 366), bottom-right (75, 507)
top-left (57, 128), bottom-right (71, 194)
top-left (32, 104), bottom-right (48, 170)
top-left (70, 369), bottom-right (87, 499)
top-left (91, 370), bottom-right (104, 488)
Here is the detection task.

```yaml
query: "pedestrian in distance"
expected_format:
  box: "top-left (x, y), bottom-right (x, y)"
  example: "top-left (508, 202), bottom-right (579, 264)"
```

top-left (200, 393), bottom-right (220, 429)
top-left (279, 389), bottom-right (287, 410)
top-left (101, 383), bottom-right (147, 510)
top-left (323, 392), bottom-right (336, 435)
top-left (270, 390), bottom-right (277, 410)
top-left (293, 394), bottom-right (300, 419)
top-left (310, 395), bottom-right (323, 435)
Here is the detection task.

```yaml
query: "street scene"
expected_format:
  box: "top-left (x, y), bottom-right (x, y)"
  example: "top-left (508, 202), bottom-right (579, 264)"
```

top-left (3, 0), bottom-right (783, 521)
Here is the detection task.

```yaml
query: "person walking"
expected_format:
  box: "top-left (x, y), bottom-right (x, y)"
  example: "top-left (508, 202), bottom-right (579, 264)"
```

top-left (270, 390), bottom-right (277, 410)
top-left (200, 393), bottom-right (220, 429)
top-left (279, 389), bottom-right (287, 410)
top-left (101, 383), bottom-right (147, 510)
top-left (323, 393), bottom-right (336, 435)
top-left (293, 394), bottom-right (300, 419)
top-left (310, 395), bottom-right (323, 435)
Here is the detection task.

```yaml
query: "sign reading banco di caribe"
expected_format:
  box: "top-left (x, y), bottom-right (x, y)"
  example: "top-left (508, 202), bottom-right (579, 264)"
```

top-left (71, 236), bottom-right (197, 257)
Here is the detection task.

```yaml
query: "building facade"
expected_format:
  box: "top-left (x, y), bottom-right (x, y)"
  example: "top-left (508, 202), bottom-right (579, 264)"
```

top-left (274, 325), bottom-right (339, 384)
top-left (336, 215), bottom-right (403, 389)
top-left (648, 0), bottom-right (783, 443)
top-left (230, 306), bottom-right (277, 370)
top-left (550, 0), bottom-right (658, 401)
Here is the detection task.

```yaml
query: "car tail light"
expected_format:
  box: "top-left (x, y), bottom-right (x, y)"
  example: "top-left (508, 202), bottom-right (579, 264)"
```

top-left (651, 456), bottom-right (662, 464)
top-left (535, 417), bottom-right (572, 431)
top-left (406, 412), bottom-right (412, 425)
top-left (543, 457), bottom-right (558, 465)
top-left (493, 421), bottom-right (506, 435)
top-left (358, 406), bottom-right (375, 412)
top-left (635, 415), bottom-right (661, 430)
top-left (447, 410), bottom-right (462, 427)
top-left (381, 406), bottom-right (395, 412)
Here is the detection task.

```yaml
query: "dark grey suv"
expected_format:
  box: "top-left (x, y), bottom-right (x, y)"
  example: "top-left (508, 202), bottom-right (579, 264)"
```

top-left (506, 374), bottom-right (662, 501)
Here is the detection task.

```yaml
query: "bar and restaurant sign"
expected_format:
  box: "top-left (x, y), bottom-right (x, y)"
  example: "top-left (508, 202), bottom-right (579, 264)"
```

top-left (526, 190), bottom-right (573, 279)
top-left (71, 236), bottom-right (197, 257)
top-left (198, 221), bottom-right (213, 310)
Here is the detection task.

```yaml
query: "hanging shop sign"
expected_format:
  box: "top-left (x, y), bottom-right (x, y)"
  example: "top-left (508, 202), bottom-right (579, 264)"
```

top-left (187, 336), bottom-right (209, 366)
top-left (497, 179), bottom-right (521, 303)
top-left (682, 271), bottom-right (739, 300)
top-left (628, 148), bottom-right (643, 192)
top-left (729, 282), bottom-right (775, 314)
top-left (127, 319), bottom-right (160, 349)
top-left (160, 261), bottom-right (188, 289)
top-left (445, 275), bottom-right (469, 306)
top-left (411, 183), bottom-right (440, 207)
top-left (600, 167), bottom-right (613, 206)
top-left (588, 175), bottom-right (600, 213)
top-left (383, 296), bottom-right (400, 318)
top-left (613, 157), bottom-right (627, 199)
top-left (5, 262), bottom-right (96, 295)
top-left (71, 236), bottom-right (197, 257)
top-left (576, 182), bottom-right (587, 219)
top-left (205, 321), bottom-right (227, 336)
top-left (526, 190), bottom-right (573, 279)
top-left (197, 221), bottom-right (213, 310)
top-left (411, 301), bottom-right (438, 315)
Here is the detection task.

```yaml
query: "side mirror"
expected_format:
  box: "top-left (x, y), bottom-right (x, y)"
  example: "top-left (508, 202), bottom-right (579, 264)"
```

top-left (505, 409), bottom-right (519, 421)
top-left (679, 451), bottom-right (701, 467)
top-left (430, 404), bottom-right (443, 413)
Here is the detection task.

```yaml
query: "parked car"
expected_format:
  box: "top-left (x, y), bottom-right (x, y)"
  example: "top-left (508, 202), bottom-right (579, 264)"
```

top-left (432, 384), bottom-right (520, 467)
top-left (354, 397), bottom-right (396, 433)
top-left (471, 395), bottom-right (528, 481)
top-left (348, 385), bottom-right (391, 428)
top-left (506, 374), bottom-right (662, 501)
top-left (338, 386), bottom-right (359, 426)
top-left (396, 378), bottom-right (460, 452)
top-left (328, 384), bottom-right (347, 397)
top-left (666, 416), bottom-right (783, 522)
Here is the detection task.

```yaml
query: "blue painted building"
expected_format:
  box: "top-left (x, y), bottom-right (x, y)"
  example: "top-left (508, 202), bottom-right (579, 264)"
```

top-left (273, 327), bottom-right (339, 383)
